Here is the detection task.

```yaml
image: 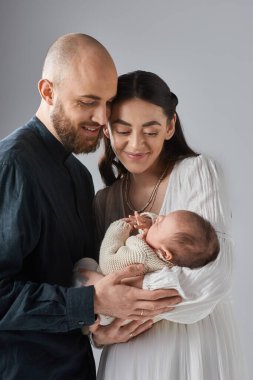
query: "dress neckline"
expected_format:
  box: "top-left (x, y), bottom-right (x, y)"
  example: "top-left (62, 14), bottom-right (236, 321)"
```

top-left (120, 160), bottom-right (181, 217)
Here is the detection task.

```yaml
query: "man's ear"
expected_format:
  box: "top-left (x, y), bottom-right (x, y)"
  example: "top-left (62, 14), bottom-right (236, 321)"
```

top-left (38, 79), bottom-right (54, 105)
top-left (165, 113), bottom-right (176, 140)
top-left (103, 124), bottom-right (110, 139)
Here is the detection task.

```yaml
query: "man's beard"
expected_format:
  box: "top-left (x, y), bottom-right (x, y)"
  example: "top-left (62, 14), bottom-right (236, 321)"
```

top-left (50, 102), bottom-right (102, 154)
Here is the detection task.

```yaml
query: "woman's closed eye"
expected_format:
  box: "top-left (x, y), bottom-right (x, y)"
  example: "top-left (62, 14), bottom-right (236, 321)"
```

top-left (144, 131), bottom-right (159, 136)
top-left (115, 130), bottom-right (131, 135)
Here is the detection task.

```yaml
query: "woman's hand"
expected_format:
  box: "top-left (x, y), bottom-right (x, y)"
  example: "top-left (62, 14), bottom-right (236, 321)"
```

top-left (89, 316), bottom-right (154, 346)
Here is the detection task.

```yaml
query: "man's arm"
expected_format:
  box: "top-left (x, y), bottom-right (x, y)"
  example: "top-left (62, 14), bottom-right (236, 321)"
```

top-left (0, 162), bottom-right (96, 332)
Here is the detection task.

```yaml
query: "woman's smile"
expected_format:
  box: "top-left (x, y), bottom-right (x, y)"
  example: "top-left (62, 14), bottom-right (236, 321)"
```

top-left (124, 151), bottom-right (149, 160)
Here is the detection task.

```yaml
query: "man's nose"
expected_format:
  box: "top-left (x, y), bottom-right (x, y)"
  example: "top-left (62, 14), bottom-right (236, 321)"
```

top-left (91, 105), bottom-right (108, 126)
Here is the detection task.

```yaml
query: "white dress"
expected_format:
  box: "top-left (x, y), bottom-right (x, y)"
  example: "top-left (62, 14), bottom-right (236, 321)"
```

top-left (94, 155), bottom-right (248, 380)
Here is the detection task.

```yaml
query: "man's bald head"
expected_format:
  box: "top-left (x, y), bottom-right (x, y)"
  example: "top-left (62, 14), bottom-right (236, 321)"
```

top-left (36, 33), bottom-right (117, 155)
top-left (42, 33), bottom-right (116, 83)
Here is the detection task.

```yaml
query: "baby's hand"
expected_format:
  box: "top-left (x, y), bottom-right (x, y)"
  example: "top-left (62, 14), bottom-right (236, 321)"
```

top-left (123, 212), bottom-right (153, 232)
top-left (133, 212), bottom-right (153, 230)
top-left (122, 215), bottom-right (136, 230)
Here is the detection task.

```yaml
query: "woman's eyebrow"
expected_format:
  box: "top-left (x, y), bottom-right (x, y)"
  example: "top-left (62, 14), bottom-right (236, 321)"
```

top-left (142, 121), bottom-right (162, 127)
top-left (111, 119), bottom-right (162, 127)
top-left (111, 119), bottom-right (131, 126)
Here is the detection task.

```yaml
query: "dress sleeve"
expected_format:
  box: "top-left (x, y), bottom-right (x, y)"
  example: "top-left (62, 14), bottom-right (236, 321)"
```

top-left (0, 162), bottom-right (95, 332)
top-left (143, 155), bottom-right (233, 324)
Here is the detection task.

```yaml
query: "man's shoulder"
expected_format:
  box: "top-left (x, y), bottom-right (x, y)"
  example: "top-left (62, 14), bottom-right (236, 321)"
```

top-left (0, 121), bottom-right (37, 164)
top-left (69, 155), bottom-right (94, 188)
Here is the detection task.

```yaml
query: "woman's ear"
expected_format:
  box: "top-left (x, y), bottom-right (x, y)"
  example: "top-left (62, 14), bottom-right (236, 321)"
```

top-left (165, 113), bottom-right (176, 140)
top-left (103, 124), bottom-right (111, 139)
top-left (38, 79), bottom-right (54, 105)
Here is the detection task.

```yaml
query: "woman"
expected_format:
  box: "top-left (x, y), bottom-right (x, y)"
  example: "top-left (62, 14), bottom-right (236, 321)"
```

top-left (93, 71), bottom-right (247, 379)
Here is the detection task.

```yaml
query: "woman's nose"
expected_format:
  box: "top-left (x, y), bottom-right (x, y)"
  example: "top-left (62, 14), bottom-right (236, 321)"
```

top-left (128, 132), bottom-right (144, 149)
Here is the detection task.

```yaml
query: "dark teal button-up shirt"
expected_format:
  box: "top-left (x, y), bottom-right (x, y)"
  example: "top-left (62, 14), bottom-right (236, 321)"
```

top-left (0, 117), bottom-right (97, 379)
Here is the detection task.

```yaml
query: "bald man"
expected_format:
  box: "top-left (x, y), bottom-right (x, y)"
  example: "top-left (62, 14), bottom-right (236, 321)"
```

top-left (0, 34), bottom-right (180, 379)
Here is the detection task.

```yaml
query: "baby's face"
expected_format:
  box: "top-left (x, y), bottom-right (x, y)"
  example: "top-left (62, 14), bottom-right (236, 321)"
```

top-left (145, 214), bottom-right (177, 250)
top-left (145, 211), bottom-right (196, 251)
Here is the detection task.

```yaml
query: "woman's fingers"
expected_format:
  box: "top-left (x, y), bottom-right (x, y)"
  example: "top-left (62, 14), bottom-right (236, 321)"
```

top-left (90, 318), bottom-right (154, 345)
top-left (127, 320), bottom-right (153, 340)
top-left (89, 315), bottom-right (101, 333)
top-left (117, 319), bottom-right (154, 342)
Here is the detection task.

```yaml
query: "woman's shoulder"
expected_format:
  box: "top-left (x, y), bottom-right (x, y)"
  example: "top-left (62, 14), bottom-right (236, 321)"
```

top-left (175, 154), bottom-right (222, 177)
top-left (94, 178), bottom-right (125, 235)
top-left (95, 178), bottom-right (124, 204)
top-left (177, 154), bottom-right (216, 167)
top-left (95, 179), bottom-right (125, 216)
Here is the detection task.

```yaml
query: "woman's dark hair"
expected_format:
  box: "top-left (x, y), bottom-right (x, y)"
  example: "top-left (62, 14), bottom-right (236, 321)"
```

top-left (99, 70), bottom-right (198, 185)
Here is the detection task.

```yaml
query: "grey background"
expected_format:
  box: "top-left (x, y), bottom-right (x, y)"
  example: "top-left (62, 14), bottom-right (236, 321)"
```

top-left (0, 0), bottom-right (252, 376)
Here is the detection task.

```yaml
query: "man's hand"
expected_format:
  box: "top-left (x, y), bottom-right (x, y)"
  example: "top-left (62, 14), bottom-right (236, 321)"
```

top-left (121, 274), bottom-right (143, 288)
top-left (89, 316), bottom-right (154, 346)
top-left (94, 264), bottom-right (181, 320)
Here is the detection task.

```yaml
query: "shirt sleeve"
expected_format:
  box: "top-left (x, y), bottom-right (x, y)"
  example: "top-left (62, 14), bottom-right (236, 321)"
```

top-left (0, 162), bottom-right (95, 332)
top-left (143, 155), bottom-right (233, 324)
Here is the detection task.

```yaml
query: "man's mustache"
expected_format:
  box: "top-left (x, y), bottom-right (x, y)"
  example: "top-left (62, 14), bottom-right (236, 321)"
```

top-left (80, 122), bottom-right (103, 128)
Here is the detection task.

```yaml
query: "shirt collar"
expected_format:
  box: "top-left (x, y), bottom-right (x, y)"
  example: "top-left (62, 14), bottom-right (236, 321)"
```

top-left (31, 116), bottom-right (71, 163)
